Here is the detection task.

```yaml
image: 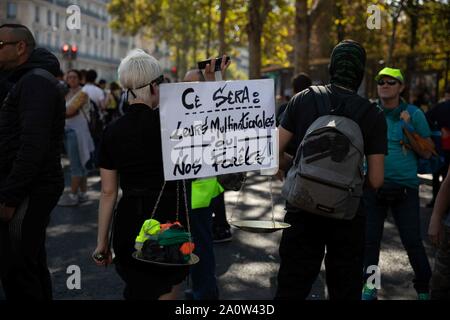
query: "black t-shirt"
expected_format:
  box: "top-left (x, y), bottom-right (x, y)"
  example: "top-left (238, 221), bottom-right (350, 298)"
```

top-left (100, 104), bottom-right (192, 270)
top-left (281, 84), bottom-right (387, 157)
top-left (99, 103), bottom-right (189, 213)
top-left (100, 104), bottom-right (166, 190)
top-left (280, 84), bottom-right (387, 214)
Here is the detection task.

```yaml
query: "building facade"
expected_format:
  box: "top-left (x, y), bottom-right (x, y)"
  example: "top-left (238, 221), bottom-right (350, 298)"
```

top-left (0, 0), bottom-right (168, 82)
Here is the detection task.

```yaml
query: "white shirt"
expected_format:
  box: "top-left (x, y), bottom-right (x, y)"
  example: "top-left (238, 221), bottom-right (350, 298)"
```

top-left (82, 83), bottom-right (105, 107)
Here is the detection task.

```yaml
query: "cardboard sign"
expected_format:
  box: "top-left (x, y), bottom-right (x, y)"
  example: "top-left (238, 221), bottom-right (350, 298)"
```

top-left (159, 79), bottom-right (278, 181)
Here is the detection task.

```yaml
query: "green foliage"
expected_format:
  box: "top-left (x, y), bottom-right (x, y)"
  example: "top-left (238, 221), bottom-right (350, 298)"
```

top-left (107, 0), bottom-right (449, 85)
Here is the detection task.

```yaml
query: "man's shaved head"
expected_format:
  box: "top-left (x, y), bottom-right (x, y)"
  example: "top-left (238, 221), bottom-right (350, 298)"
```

top-left (0, 24), bottom-right (36, 51)
top-left (0, 24), bottom-right (36, 70)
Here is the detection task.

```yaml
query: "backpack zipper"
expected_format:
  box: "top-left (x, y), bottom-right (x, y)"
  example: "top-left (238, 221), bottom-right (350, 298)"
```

top-left (299, 173), bottom-right (354, 192)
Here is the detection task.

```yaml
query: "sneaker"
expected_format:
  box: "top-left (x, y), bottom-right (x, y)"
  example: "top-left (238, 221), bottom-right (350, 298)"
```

top-left (213, 227), bottom-right (232, 243)
top-left (78, 192), bottom-right (89, 203)
top-left (57, 193), bottom-right (79, 207)
top-left (362, 284), bottom-right (378, 300)
top-left (417, 293), bottom-right (430, 300)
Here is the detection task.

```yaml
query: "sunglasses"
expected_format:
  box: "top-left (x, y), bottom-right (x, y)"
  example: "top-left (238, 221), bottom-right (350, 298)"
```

top-left (0, 40), bottom-right (20, 50)
top-left (377, 79), bottom-right (399, 86)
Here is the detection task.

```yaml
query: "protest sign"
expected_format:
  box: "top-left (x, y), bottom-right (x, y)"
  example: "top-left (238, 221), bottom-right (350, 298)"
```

top-left (159, 79), bottom-right (277, 181)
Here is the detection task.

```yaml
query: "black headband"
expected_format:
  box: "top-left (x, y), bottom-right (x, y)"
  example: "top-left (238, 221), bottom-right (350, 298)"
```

top-left (127, 75), bottom-right (164, 99)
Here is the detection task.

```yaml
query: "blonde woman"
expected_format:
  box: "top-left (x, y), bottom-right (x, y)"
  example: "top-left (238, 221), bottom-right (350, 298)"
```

top-left (92, 49), bottom-right (189, 300)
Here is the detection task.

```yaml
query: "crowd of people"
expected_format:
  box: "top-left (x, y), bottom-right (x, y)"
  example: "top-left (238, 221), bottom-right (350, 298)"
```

top-left (0, 23), bottom-right (449, 301)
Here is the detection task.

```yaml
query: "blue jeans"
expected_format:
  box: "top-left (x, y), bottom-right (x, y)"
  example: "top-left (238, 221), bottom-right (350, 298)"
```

top-left (64, 128), bottom-right (87, 177)
top-left (189, 205), bottom-right (218, 300)
top-left (363, 184), bottom-right (432, 293)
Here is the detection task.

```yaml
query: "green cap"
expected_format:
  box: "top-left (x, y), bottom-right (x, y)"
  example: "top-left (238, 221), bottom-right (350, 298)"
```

top-left (375, 67), bottom-right (404, 83)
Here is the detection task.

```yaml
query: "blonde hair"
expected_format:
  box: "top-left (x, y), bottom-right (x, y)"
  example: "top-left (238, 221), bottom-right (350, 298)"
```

top-left (118, 49), bottom-right (162, 102)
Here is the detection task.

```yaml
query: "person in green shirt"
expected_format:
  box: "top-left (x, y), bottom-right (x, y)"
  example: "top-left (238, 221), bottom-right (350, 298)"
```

top-left (363, 67), bottom-right (433, 300)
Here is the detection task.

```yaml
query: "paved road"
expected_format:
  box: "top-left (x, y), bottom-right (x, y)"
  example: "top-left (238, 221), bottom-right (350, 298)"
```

top-left (0, 167), bottom-right (437, 300)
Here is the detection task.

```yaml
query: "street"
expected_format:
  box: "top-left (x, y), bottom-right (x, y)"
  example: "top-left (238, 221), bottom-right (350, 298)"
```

top-left (0, 164), bottom-right (437, 300)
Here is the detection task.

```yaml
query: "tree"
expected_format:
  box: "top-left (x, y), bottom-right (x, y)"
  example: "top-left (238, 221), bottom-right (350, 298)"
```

top-left (247, 0), bottom-right (272, 78)
top-left (293, 0), bottom-right (331, 75)
top-left (108, 0), bottom-right (296, 79)
top-left (219, 0), bottom-right (228, 55)
top-left (294, 0), bottom-right (309, 74)
top-left (386, 0), bottom-right (406, 65)
top-left (262, 2), bottom-right (295, 68)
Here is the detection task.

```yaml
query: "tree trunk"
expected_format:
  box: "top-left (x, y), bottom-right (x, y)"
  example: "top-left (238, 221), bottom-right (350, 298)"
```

top-left (335, 1), bottom-right (345, 42)
top-left (387, 17), bottom-right (399, 65)
top-left (248, 27), bottom-right (262, 79)
top-left (193, 26), bottom-right (198, 68)
top-left (247, 0), bottom-right (271, 79)
top-left (206, 0), bottom-right (212, 58)
top-left (175, 46), bottom-right (180, 81)
top-left (294, 0), bottom-right (329, 75)
top-left (294, 0), bottom-right (309, 74)
top-left (387, 1), bottom-right (405, 65)
top-left (219, 0), bottom-right (228, 55)
top-left (180, 34), bottom-right (190, 78)
top-left (405, 0), bottom-right (419, 101)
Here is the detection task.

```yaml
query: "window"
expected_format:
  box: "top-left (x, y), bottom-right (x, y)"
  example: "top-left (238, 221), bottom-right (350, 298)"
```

top-left (47, 33), bottom-right (51, 46)
top-left (47, 10), bottom-right (51, 26)
top-left (86, 23), bottom-right (90, 37)
top-left (101, 28), bottom-right (104, 41)
top-left (94, 26), bottom-right (98, 39)
top-left (7, 2), bottom-right (17, 19)
top-left (35, 6), bottom-right (40, 23)
top-left (55, 12), bottom-right (60, 28)
top-left (55, 35), bottom-right (60, 48)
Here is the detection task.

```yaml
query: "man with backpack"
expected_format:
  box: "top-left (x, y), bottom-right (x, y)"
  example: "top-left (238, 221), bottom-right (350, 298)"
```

top-left (362, 67), bottom-right (433, 300)
top-left (275, 40), bottom-right (387, 300)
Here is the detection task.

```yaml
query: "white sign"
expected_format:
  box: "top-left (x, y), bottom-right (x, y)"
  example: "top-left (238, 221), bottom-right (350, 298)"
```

top-left (159, 79), bottom-right (278, 181)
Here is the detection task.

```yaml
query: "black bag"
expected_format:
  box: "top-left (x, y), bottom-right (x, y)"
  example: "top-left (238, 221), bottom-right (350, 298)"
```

top-left (86, 100), bottom-right (105, 141)
top-left (217, 172), bottom-right (246, 191)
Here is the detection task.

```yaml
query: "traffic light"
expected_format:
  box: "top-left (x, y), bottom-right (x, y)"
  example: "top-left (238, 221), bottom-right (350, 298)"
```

top-left (70, 44), bottom-right (78, 60)
top-left (61, 43), bottom-right (77, 60)
top-left (61, 44), bottom-right (70, 59)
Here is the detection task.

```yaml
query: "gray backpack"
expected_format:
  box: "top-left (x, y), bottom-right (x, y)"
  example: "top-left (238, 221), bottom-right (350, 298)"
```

top-left (281, 86), bottom-right (365, 220)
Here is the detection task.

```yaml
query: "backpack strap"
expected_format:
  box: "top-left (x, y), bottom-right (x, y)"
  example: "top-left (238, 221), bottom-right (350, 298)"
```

top-left (310, 85), bottom-right (331, 116)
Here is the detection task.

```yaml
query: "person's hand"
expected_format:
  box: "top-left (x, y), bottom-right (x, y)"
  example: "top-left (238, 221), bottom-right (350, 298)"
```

top-left (92, 243), bottom-right (113, 267)
top-left (400, 111), bottom-right (411, 123)
top-left (0, 205), bottom-right (16, 223)
top-left (428, 213), bottom-right (444, 247)
top-left (204, 55), bottom-right (231, 81)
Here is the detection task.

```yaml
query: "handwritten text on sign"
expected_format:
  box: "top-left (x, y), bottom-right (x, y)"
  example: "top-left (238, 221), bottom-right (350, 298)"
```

top-left (159, 79), bottom-right (278, 181)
